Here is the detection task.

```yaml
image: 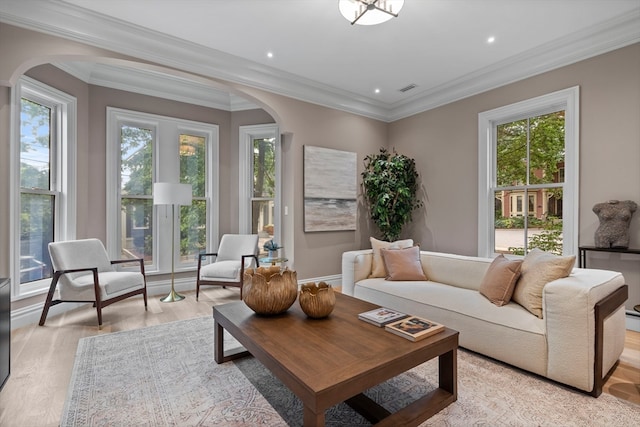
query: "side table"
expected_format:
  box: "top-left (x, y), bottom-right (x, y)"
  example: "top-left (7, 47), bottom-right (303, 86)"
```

top-left (578, 245), bottom-right (640, 268)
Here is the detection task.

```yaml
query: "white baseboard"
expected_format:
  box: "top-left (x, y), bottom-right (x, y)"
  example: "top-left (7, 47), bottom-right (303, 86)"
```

top-left (299, 274), bottom-right (342, 288)
top-left (626, 310), bottom-right (640, 332)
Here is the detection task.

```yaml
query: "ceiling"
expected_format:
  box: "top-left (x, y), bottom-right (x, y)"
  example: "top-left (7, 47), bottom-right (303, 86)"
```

top-left (1, 0), bottom-right (639, 121)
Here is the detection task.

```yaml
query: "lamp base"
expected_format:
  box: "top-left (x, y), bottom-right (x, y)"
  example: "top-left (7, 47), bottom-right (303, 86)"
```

top-left (160, 289), bottom-right (185, 303)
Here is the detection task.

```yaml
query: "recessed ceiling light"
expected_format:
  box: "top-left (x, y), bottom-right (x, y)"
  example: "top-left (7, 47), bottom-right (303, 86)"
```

top-left (487, 36), bottom-right (496, 44)
top-left (267, 52), bottom-right (274, 58)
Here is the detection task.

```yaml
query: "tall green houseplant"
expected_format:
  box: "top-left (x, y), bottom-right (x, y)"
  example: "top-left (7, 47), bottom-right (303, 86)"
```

top-left (362, 148), bottom-right (423, 241)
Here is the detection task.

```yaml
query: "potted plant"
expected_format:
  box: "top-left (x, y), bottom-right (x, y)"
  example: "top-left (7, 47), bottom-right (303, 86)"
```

top-left (263, 239), bottom-right (281, 258)
top-left (361, 148), bottom-right (423, 241)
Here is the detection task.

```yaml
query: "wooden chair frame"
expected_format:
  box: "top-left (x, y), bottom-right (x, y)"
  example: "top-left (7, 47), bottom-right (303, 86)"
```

top-left (196, 253), bottom-right (259, 300)
top-left (39, 258), bottom-right (148, 328)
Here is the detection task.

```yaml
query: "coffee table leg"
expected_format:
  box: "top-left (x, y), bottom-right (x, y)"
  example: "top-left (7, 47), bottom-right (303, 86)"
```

top-left (214, 319), bottom-right (224, 364)
top-left (439, 347), bottom-right (457, 396)
top-left (303, 405), bottom-right (324, 427)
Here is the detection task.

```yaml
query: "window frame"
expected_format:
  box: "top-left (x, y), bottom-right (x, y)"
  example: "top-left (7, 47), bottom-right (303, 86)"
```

top-left (478, 86), bottom-right (579, 257)
top-left (10, 76), bottom-right (77, 300)
top-left (106, 107), bottom-right (219, 274)
top-left (238, 124), bottom-right (281, 248)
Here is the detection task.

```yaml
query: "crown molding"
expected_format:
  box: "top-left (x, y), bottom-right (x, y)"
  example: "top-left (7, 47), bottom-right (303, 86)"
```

top-left (1, 1), bottom-right (638, 122)
top-left (53, 62), bottom-right (258, 112)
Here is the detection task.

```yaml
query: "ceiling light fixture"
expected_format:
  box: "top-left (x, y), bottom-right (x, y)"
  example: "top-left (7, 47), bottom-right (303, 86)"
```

top-left (339, 0), bottom-right (404, 26)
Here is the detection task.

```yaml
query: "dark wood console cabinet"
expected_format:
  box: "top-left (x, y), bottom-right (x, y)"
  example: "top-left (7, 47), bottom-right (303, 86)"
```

top-left (0, 278), bottom-right (9, 391)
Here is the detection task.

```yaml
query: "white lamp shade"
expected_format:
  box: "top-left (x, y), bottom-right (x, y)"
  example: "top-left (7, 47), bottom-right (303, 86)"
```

top-left (153, 183), bottom-right (193, 206)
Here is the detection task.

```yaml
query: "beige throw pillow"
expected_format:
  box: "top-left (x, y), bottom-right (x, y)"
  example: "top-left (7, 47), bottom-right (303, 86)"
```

top-left (380, 246), bottom-right (427, 281)
top-left (369, 237), bottom-right (413, 278)
top-left (513, 248), bottom-right (575, 318)
top-left (479, 254), bottom-right (523, 306)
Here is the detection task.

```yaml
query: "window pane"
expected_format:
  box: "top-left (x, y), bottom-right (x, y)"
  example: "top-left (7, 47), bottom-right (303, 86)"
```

top-left (20, 99), bottom-right (51, 190)
top-left (179, 134), bottom-right (206, 197)
top-left (121, 125), bottom-right (153, 196)
top-left (529, 111), bottom-right (565, 185)
top-left (252, 199), bottom-right (275, 254)
top-left (494, 188), bottom-right (563, 255)
top-left (121, 198), bottom-right (153, 262)
top-left (528, 187), bottom-right (564, 255)
top-left (253, 138), bottom-right (275, 198)
top-left (20, 193), bottom-right (53, 284)
top-left (496, 119), bottom-right (527, 187)
top-left (180, 200), bottom-right (206, 263)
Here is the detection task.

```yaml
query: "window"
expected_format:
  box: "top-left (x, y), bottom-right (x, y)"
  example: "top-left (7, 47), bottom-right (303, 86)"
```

top-left (478, 87), bottom-right (578, 257)
top-left (11, 77), bottom-right (77, 299)
top-left (107, 108), bottom-right (218, 273)
top-left (238, 124), bottom-right (280, 255)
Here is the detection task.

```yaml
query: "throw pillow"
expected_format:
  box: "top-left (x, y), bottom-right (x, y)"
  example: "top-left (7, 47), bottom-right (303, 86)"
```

top-left (479, 254), bottom-right (523, 306)
top-left (513, 248), bottom-right (576, 318)
top-left (380, 246), bottom-right (427, 281)
top-left (369, 237), bottom-right (414, 278)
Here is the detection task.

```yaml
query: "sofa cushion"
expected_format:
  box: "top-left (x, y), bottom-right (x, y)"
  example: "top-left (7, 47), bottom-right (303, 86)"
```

top-left (513, 248), bottom-right (575, 318)
top-left (369, 237), bottom-right (413, 278)
top-left (381, 246), bottom-right (427, 281)
top-left (479, 254), bottom-right (523, 306)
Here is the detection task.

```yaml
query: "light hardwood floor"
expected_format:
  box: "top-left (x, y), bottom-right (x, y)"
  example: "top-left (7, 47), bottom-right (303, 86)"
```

top-left (0, 288), bottom-right (638, 427)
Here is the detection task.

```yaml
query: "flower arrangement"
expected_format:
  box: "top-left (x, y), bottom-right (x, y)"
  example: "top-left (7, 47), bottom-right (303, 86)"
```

top-left (263, 240), bottom-right (281, 252)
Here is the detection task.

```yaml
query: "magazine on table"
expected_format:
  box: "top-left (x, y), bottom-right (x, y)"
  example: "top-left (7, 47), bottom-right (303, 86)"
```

top-left (358, 307), bottom-right (409, 327)
top-left (384, 316), bottom-right (445, 341)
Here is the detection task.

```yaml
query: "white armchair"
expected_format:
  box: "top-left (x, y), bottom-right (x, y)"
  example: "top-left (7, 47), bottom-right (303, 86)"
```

top-left (196, 234), bottom-right (259, 300)
top-left (39, 238), bottom-right (147, 328)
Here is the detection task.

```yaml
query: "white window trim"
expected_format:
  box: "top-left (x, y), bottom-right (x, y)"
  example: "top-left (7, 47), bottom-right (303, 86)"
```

top-left (106, 107), bottom-right (219, 273)
top-left (238, 124), bottom-right (281, 244)
top-left (478, 86), bottom-right (579, 257)
top-left (10, 76), bottom-right (77, 300)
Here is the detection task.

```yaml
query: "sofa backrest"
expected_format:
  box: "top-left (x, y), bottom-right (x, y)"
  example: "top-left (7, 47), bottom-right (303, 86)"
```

top-left (420, 251), bottom-right (493, 291)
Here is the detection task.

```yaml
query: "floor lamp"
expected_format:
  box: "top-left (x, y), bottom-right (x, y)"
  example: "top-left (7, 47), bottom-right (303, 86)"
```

top-left (153, 182), bottom-right (192, 303)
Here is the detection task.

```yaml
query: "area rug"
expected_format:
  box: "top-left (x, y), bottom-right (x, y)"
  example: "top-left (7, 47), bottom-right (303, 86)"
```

top-left (61, 316), bottom-right (639, 426)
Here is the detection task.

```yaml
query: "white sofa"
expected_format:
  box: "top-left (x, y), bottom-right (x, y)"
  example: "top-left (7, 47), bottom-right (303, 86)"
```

top-left (341, 249), bottom-right (628, 396)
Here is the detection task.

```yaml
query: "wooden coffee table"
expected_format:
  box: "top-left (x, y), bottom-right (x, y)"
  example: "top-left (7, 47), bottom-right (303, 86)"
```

top-left (213, 292), bottom-right (458, 427)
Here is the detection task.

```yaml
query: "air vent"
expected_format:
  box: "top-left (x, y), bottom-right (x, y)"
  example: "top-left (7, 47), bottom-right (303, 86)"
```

top-left (398, 83), bottom-right (418, 93)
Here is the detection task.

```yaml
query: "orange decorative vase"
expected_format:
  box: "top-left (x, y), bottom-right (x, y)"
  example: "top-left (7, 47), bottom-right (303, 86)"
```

top-left (298, 282), bottom-right (336, 319)
top-left (242, 266), bottom-right (298, 315)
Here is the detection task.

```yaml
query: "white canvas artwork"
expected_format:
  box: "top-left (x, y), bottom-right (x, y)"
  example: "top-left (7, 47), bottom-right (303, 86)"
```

top-left (304, 146), bottom-right (357, 232)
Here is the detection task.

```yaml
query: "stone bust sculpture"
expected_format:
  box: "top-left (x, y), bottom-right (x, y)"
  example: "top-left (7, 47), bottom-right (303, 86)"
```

top-left (593, 200), bottom-right (637, 248)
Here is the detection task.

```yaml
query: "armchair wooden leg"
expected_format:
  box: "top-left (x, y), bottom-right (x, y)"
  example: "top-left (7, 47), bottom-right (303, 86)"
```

top-left (39, 273), bottom-right (61, 326)
top-left (196, 281), bottom-right (200, 301)
top-left (96, 303), bottom-right (103, 329)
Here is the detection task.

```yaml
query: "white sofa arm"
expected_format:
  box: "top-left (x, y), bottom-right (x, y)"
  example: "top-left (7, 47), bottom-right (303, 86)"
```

top-left (341, 250), bottom-right (373, 296)
top-left (543, 268), bottom-right (627, 394)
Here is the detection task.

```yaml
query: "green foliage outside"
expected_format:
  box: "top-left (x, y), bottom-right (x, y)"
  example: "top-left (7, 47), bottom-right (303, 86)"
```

top-left (496, 111), bottom-right (565, 189)
top-left (507, 217), bottom-right (563, 256)
top-left (362, 148), bottom-right (423, 241)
